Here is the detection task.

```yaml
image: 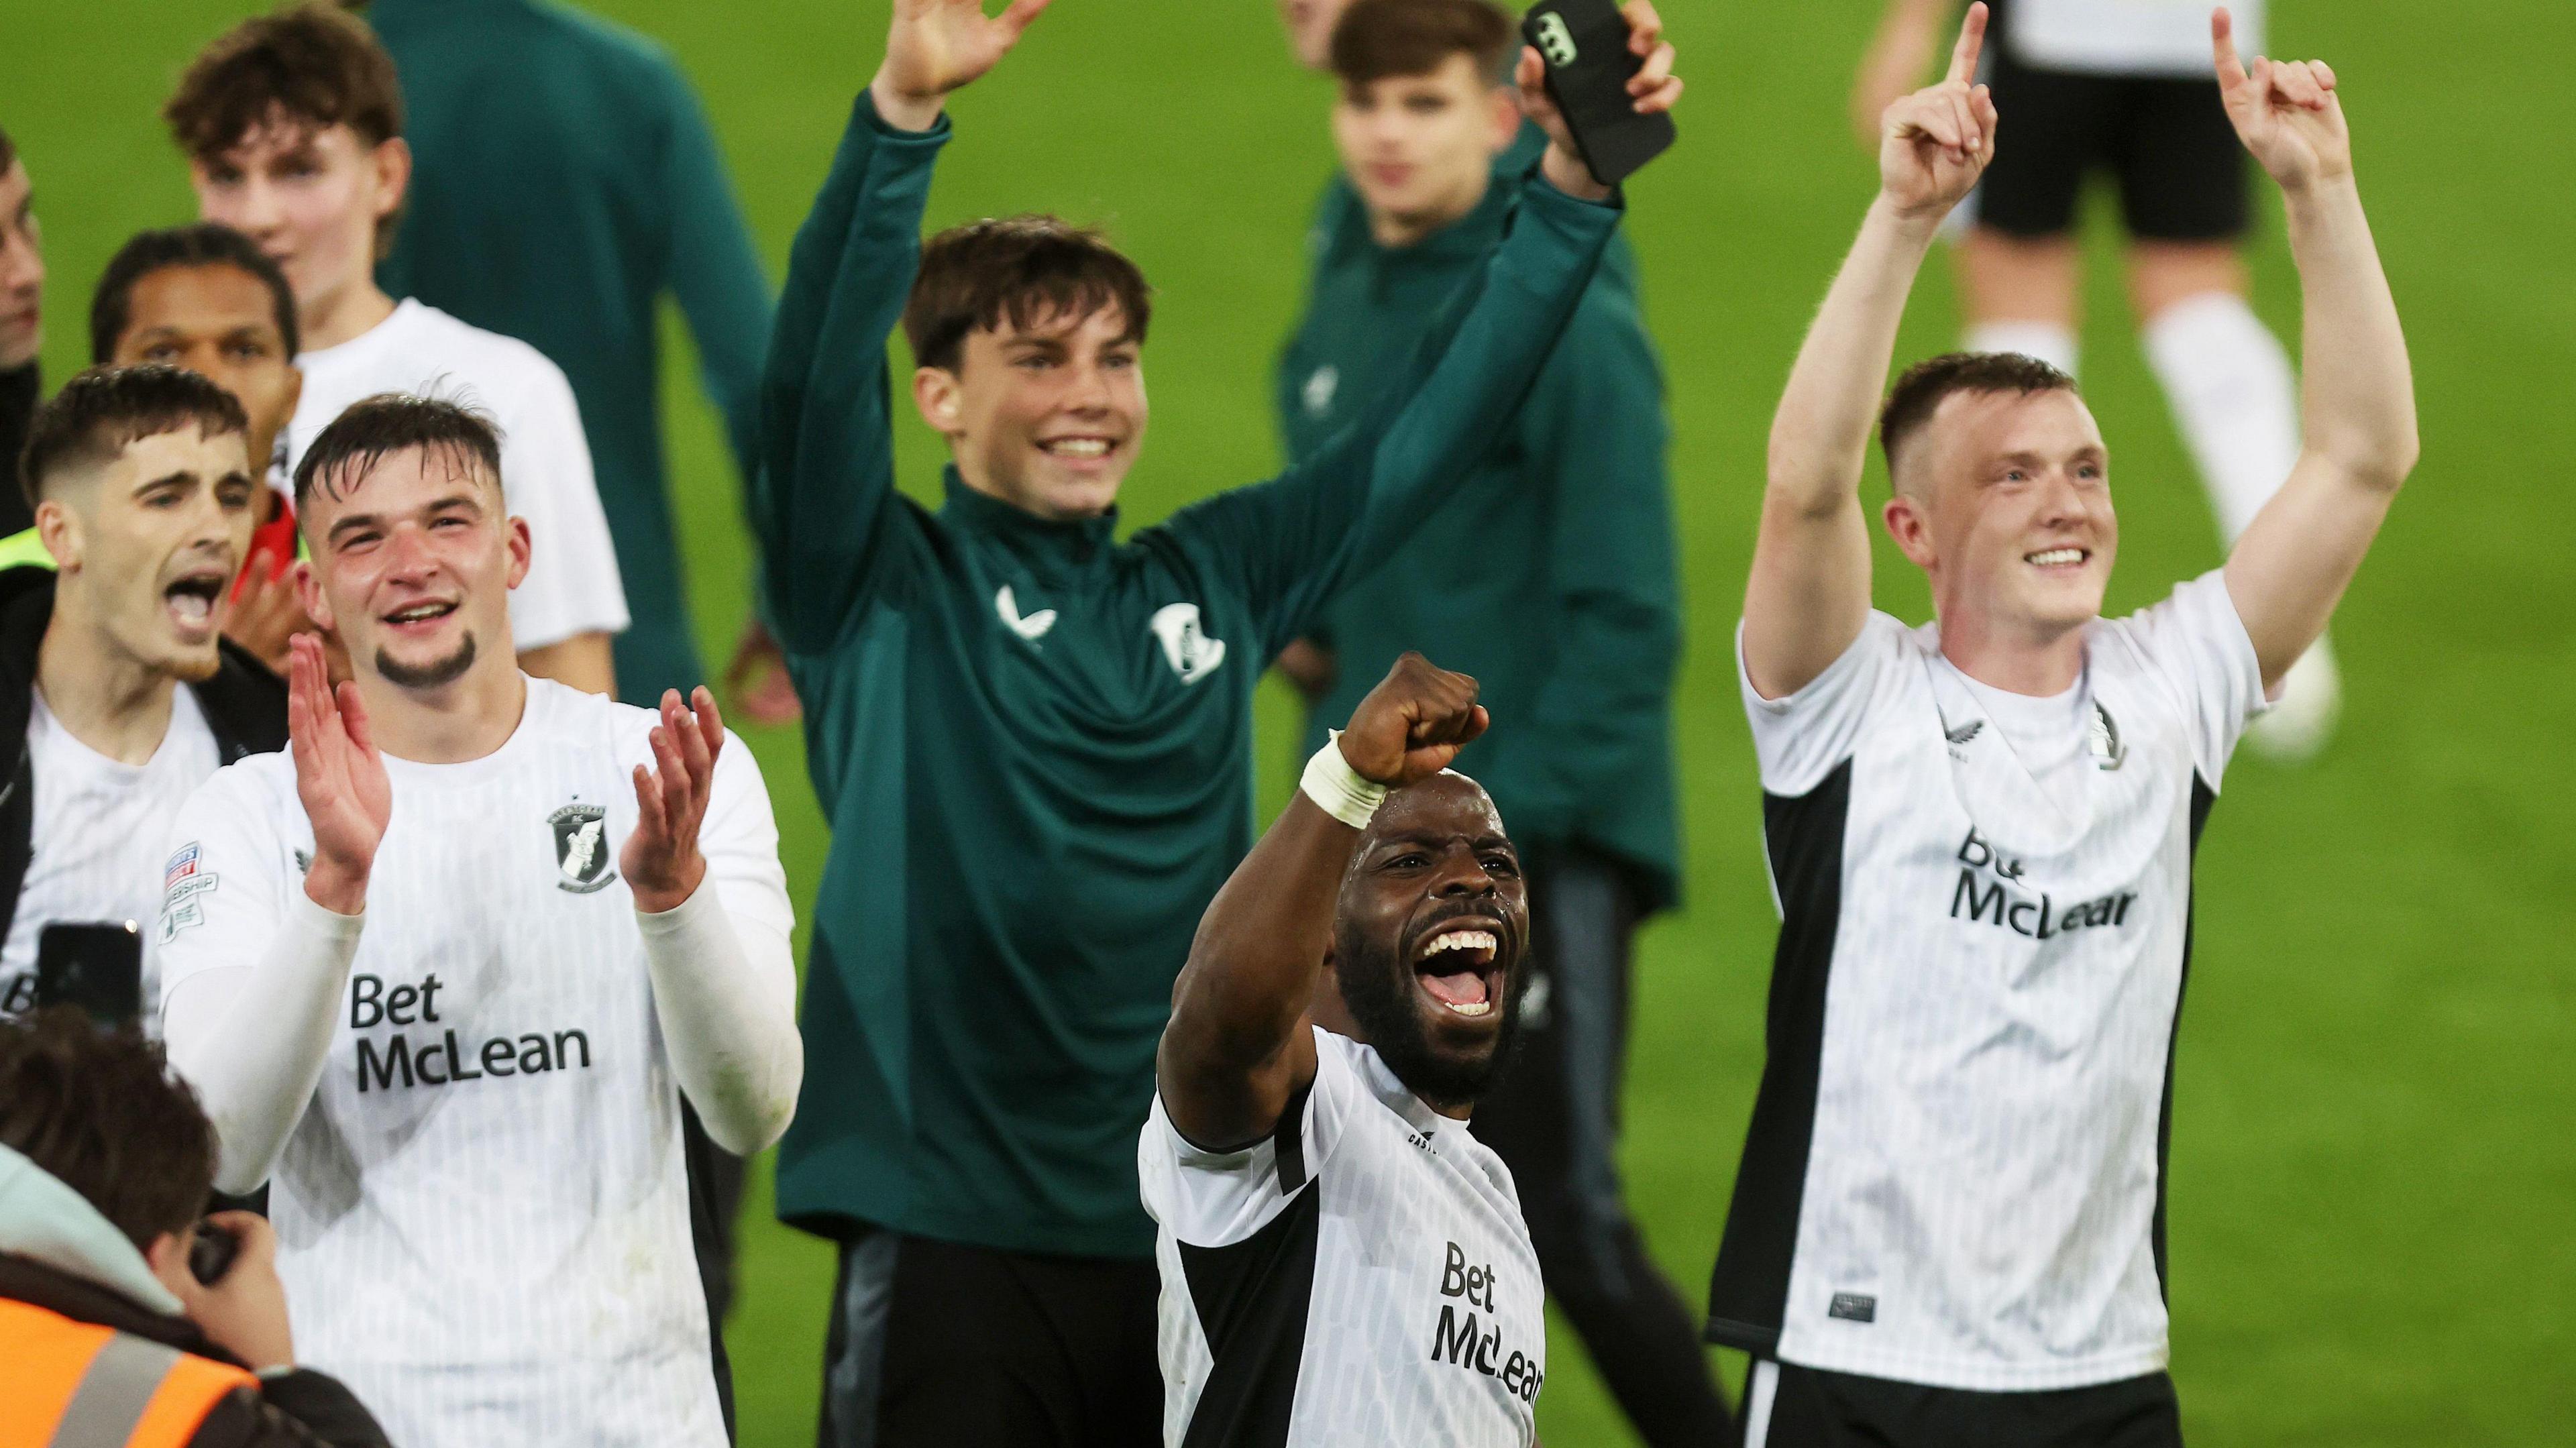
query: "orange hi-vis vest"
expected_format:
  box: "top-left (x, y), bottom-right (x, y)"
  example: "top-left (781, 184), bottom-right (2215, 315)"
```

top-left (0, 1297), bottom-right (257, 1448)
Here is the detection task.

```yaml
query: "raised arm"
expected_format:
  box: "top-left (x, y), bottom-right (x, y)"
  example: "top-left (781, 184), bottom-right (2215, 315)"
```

top-left (1175, 4), bottom-right (1679, 657)
top-left (1157, 655), bottom-right (1487, 1150)
top-left (1743, 3), bottom-right (1996, 700)
top-left (753, 0), bottom-right (1051, 654)
top-left (2209, 8), bottom-right (2418, 686)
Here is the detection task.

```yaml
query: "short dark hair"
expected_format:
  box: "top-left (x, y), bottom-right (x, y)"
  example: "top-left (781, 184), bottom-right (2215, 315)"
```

top-left (0, 1009), bottom-right (217, 1254)
top-left (21, 366), bottom-right (250, 512)
top-left (294, 392), bottom-right (502, 515)
top-left (1330, 0), bottom-right (1515, 87)
top-left (1879, 351), bottom-right (2081, 484)
top-left (91, 223), bottom-right (301, 366)
top-left (165, 5), bottom-right (405, 254)
top-left (903, 216), bottom-right (1153, 375)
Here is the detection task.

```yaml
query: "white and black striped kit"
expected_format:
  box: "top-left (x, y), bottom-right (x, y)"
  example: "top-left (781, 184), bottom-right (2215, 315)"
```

top-left (1709, 572), bottom-right (2267, 1392)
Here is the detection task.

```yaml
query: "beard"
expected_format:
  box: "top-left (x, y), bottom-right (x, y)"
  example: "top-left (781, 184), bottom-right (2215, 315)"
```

top-left (376, 634), bottom-right (477, 690)
top-left (1332, 922), bottom-right (1522, 1115)
top-left (169, 641), bottom-right (223, 685)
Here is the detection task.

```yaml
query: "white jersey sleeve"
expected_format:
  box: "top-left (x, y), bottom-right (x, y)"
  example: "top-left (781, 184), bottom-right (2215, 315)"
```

top-left (154, 765), bottom-right (292, 1014)
top-left (1737, 614), bottom-right (1910, 797)
top-left (1144, 1024), bottom-right (1358, 1249)
top-left (498, 357), bottom-right (629, 651)
top-left (2112, 569), bottom-right (2269, 787)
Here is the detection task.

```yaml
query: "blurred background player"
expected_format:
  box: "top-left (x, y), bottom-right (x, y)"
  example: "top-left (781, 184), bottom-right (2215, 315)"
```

top-left (372, 0), bottom-right (786, 721)
top-left (1146, 653), bottom-right (1542, 1445)
top-left (158, 395), bottom-right (802, 1446)
top-left (91, 223), bottom-right (313, 673)
top-left (1853, 0), bottom-right (2336, 760)
top-left (166, 2), bottom-right (631, 698)
top-left (0, 124), bottom-right (44, 539)
top-left (0, 1007), bottom-right (392, 1447)
top-left (1716, 9), bottom-right (2414, 1442)
top-left (368, 0), bottom-right (785, 1380)
top-left (759, 0), bottom-right (1664, 1440)
top-left (0, 368), bottom-right (283, 1025)
top-left (1271, 2), bottom-right (1722, 1443)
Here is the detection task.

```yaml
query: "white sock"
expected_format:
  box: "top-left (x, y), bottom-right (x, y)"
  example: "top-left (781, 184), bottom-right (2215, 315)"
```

top-left (1964, 320), bottom-right (2080, 378)
top-left (2142, 292), bottom-right (2302, 543)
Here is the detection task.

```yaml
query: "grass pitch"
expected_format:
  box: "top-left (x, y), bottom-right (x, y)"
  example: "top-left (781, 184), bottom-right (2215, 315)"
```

top-left (7, 1), bottom-right (2572, 1441)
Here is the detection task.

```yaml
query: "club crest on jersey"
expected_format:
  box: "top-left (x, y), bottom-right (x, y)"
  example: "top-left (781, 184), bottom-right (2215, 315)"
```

top-left (549, 803), bottom-right (616, 894)
top-left (1150, 603), bottom-right (1227, 685)
top-left (2089, 703), bottom-right (2128, 771)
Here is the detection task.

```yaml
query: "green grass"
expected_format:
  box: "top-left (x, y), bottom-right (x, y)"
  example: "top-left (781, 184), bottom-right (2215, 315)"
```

top-left (10, 1), bottom-right (2574, 1441)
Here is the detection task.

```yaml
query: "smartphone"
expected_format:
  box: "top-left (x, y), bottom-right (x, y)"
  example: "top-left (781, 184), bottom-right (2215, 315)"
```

top-left (189, 1220), bottom-right (241, 1286)
top-left (35, 921), bottom-right (144, 1028)
top-left (1522, 0), bottom-right (1676, 186)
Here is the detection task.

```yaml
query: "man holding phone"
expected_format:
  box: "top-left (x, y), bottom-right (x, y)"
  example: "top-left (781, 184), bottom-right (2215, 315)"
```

top-left (1269, 3), bottom-right (1721, 1443)
top-left (0, 367), bottom-right (286, 1027)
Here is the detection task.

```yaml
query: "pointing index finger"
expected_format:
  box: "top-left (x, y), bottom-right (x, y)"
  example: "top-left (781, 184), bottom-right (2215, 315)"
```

top-left (2211, 7), bottom-right (2249, 91)
top-left (1945, 2), bottom-right (1989, 87)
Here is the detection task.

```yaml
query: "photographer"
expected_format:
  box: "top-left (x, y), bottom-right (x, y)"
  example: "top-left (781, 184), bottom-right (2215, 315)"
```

top-left (0, 1007), bottom-right (389, 1446)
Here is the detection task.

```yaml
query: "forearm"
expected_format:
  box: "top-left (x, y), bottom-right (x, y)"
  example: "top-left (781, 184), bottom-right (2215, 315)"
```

top-left (1770, 197), bottom-right (1939, 504)
top-left (164, 897), bottom-right (366, 1194)
top-left (637, 885), bottom-right (802, 1155)
top-left (2284, 176), bottom-right (2418, 488)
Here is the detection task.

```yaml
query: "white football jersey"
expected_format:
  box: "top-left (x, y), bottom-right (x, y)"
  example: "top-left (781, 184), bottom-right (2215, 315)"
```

top-left (287, 299), bottom-right (629, 651)
top-left (0, 689), bottom-right (221, 1023)
top-left (1706, 571), bottom-right (2267, 1392)
top-left (1142, 1027), bottom-right (1546, 1448)
top-left (2002, 0), bottom-right (2266, 79)
top-left (156, 677), bottom-right (792, 1447)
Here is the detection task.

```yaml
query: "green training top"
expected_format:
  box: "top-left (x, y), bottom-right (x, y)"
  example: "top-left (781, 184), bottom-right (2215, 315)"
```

top-left (761, 95), bottom-right (1621, 1257)
top-left (1281, 156), bottom-right (1683, 907)
top-left (374, 0), bottom-right (773, 705)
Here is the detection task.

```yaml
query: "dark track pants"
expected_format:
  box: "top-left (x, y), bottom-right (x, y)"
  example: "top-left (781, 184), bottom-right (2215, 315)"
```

top-left (1471, 842), bottom-right (1736, 1447)
top-left (1743, 1361), bottom-right (2183, 1448)
top-left (816, 1228), bottom-right (1162, 1447)
top-left (684, 1101), bottom-right (745, 1442)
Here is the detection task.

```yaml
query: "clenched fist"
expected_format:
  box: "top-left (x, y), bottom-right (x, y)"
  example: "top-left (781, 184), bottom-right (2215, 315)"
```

top-left (1337, 652), bottom-right (1488, 789)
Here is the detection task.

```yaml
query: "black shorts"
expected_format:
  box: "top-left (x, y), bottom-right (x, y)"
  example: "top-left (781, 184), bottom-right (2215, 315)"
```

top-left (1976, 10), bottom-right (2247, 242)
top-left (1743, 1361), bottom-right (2182, 1448)
top-left (816, 1228), bottom-right (1163, 1447)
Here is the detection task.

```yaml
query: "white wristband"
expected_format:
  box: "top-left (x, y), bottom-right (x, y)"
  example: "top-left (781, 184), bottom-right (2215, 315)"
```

top-left (1301, 732), bottom-right (1390, 830)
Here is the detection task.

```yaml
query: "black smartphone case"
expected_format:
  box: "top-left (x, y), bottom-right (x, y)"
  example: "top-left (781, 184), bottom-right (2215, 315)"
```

top-left (1522, 0), bottom-right (1675, 186)
top-left (36, 922), bottom-right (144, 1027)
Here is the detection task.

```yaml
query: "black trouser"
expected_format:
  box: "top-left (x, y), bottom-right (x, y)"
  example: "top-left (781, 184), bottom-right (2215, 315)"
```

top-left (1745, 1361), bottom-right (2182, 1448)
top-left (815, 1227), bottom-right (1163, 1447)
top-left (1471, 842), bottom-right (1735, 1447)
top-left (683, 1101), bottom-right (745, 1442)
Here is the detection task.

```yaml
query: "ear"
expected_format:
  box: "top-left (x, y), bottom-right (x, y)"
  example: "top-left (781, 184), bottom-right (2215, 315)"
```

top-left (34, 496), bottom-right (78, 572)
top-left (912, 366), bottom-right (965, 439)
top-left (143, 1230), bottom-right (195, 1300)
top-left (1883, 492), bottom-right (1939, 571)
top-left (292, 553), bottom-right (335, 632)
top-left (502, 514), bottom-right (533, 592)
top-left (370, 137), bottom-right (413, 223)
top-left (1487, 85), bottom-right (1521, 152)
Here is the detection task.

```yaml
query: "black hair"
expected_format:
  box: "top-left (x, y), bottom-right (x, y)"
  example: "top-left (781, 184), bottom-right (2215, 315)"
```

top-left (20, 364), bottom-right (250, 512)
top-left (91, 222), bottom-right (301, 365)
top-left (292, 390), bottom-right (502, 514)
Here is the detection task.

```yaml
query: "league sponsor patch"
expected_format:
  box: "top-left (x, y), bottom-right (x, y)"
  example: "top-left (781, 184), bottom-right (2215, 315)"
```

top-left (164, 843), bottom-right (201, 889)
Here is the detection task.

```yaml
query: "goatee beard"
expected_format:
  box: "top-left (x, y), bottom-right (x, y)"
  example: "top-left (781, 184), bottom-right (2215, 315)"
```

top-left (376, 634), bottom-right (477, 689)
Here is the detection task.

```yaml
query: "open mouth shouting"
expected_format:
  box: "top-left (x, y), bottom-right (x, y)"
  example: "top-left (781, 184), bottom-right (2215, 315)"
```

top-left (1413, 918), bottom-right (1505, 1020)
top-left (161, 569), bottom-right (229, 643)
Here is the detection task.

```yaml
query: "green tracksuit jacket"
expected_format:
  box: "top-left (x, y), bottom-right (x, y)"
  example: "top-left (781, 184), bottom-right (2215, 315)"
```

top-left (375, 0), bottom-right (773, 705)
top-left (760, 95), bottom-right (1620, 1256)
top-left (1282, 168), bottom-right (1682, 908)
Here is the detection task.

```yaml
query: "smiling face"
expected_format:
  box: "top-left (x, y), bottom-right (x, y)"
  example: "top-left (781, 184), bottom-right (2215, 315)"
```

top-left (0, 158), bottom-right (42, 368)
top-left (299, 443), bottom-right (528, 694)
top-left (1328, 773), bottom-right (1531, 1113)
top-left (916, 302), bottom-right (1148, 521)
top-left (1885, 388), bottom-right (2120, 647)
top-left (1280, 0), bottom-right (1356, 70)
top-left (109, 265), bottom-right (301, 480)
top-left (1334, 55), bottom-right (1517, 244)
top-left (189, 117), bottom-right (404, 335)
top-left (44, 427), bottom-right (256, 683)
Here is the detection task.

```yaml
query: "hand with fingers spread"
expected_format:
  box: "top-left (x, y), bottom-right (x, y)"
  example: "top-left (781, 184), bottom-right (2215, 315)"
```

top-left (1515, 0), bottom-right (1683, 201)
top-left (2212, 7), bottom-right (2349, 192)
top-left (871, 0), bottom-right (1057, 132)
top-left (1337, 652), bottom-right (1489, 789)
top-left (623, 686), bottom-right (727, 914)
top-left (287, 633), bottom-right (391, 915)
top-left (1878, 1), bottom-right (1998, 223)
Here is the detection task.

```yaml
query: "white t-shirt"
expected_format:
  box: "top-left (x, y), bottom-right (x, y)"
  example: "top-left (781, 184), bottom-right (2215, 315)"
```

top-left (0, 689), bottom-right (222, 1023)
top-left (287, 299), bottom-right (630, 651)
top-left (1707, 571), bottom-right (2267, 1392)
top-left (2003, 0), bottom-right (2267, 79)
top-left (1142, 1027), bottom-right (1546, 1447)
top-left (155, 677), bottom-right (791, 1448)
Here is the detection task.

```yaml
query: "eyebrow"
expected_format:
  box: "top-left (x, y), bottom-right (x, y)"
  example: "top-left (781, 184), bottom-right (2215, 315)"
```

top-left (325, 492), bottom-right (484, 543)
top-left (132, 469), bottom-right (199, 496)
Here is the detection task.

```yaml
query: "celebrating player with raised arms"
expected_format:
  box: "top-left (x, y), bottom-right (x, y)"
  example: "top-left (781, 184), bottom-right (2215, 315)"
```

top-left (156, 396), bottom-right (802, 1447)
top-left (1711, 7), bottom-right (2414, 1444)
top-left (1149, 653), bottom-right (1544, 1446)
